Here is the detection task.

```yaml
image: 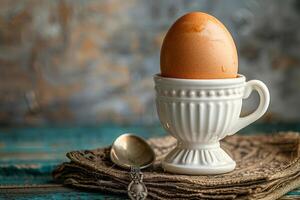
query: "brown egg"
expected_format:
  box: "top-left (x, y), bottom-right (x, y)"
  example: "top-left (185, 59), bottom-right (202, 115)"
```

top-left (160, 12), bottom-right (238, 79)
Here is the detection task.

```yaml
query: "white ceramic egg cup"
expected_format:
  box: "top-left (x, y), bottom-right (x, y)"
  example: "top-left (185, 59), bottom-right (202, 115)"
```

top-left (154, 74), bottom-right (270, 175)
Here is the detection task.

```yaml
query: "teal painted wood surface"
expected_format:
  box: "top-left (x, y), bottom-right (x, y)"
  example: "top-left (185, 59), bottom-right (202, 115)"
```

top-left (0, 123), bottom-right (300, 199)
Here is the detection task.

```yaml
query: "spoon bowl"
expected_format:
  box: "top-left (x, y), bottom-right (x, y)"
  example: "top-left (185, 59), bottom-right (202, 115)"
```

top-left (110, 133), bottom-right (155, 169)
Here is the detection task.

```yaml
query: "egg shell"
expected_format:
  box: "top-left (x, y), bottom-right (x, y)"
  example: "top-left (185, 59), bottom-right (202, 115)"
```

top-left (160, 12), bottom-right (238, 79)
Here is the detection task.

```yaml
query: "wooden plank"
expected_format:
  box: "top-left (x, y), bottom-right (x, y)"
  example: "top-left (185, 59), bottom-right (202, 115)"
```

top-left (0, 184), bottom-right (123, 199)
top-left (0, 123), bottom-right (299, 199)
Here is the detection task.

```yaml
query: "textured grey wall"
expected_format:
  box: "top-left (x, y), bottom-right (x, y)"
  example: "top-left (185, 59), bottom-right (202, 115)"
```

top-left (0, 0), bottom-right (299, 125)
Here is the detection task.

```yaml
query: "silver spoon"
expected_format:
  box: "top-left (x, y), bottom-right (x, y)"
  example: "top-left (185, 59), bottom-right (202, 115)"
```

top-left (110, 133), bottom-right (155, 200)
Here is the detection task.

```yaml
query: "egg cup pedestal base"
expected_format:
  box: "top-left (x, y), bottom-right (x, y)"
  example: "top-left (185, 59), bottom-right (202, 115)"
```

top-left (162, 142), bottom-right (236, 175)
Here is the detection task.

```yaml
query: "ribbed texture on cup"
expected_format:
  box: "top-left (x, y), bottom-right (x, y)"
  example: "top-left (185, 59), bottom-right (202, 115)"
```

top-left (155, 75), bottom-right (245, 143)
top-left (157, 99), bottom-right (242, 143)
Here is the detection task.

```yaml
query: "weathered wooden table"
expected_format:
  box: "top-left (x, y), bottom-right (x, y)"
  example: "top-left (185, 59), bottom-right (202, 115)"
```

top-left (0, 123), bottom-right (299, 199)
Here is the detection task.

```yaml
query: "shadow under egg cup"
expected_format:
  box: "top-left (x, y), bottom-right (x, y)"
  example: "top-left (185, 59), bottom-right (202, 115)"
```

top-left (154, 74), bottom-right (270, 175)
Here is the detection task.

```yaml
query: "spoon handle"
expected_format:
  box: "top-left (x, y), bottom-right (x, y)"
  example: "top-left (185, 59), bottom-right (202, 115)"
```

top-left (128, 166), bottom-right (148, 200)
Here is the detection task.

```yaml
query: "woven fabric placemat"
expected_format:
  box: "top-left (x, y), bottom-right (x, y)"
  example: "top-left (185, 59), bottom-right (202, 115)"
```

top-left (53, 132), bottom-right (300, 200)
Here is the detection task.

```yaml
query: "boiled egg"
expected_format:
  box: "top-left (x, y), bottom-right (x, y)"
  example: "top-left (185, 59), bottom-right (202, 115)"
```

top-left (160, 12), bottom-right (238, 79)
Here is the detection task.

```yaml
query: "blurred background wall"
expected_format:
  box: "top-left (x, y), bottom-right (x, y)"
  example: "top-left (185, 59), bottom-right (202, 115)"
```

top-left (0, 0), bottom-right (300, 125)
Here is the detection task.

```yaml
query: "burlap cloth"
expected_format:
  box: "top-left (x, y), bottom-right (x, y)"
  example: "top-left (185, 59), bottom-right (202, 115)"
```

top-left (53, 132), bottom-right (300, 200)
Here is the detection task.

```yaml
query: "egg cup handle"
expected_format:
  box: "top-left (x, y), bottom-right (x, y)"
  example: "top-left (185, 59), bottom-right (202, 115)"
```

top-left (229, 80), bottom-right (270, 135)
